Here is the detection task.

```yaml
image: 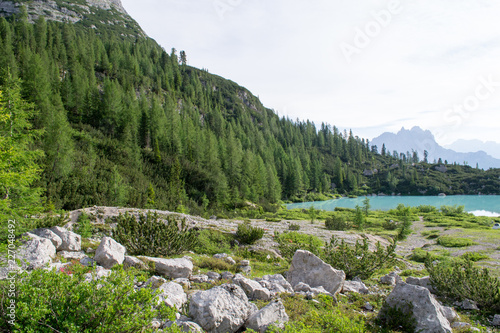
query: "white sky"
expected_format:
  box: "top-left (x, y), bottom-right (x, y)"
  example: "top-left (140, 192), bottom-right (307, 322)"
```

top-left (120, 0), bottom-right (500, 146)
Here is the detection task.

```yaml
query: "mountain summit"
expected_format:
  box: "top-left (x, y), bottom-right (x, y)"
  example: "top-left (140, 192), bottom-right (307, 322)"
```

top-left (371, 126), bottom-right (500, 169)
top-left (0, 0), bottom-right (144, 36)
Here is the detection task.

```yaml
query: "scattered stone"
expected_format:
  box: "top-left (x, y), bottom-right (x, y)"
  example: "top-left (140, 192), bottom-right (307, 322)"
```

top-left (221, 271), bottom-right (234, 280)
top-left (31, 228), bottom-right (63, 249)
top-left (287, 250), bottom-right (345, 295)
top-left (441, 306), bottom-right (459, 322)
top-left (59, 251), bottom-right (86, 260)
top-left (379, 282), bottom-right (452, 333)
top-left (455, 299), bottom-right (479, 311)
top-left (406, 276), bottom-right (434, 293)
top-left (233, 274), bottom-right (271, 301)
top-left (123, 255), bottom-right (148, 270)
top-left (207, 271), bottom-right (221, 281)
top-left (342, 280), bottom-right (369, 294)
top-left (164, 319), bottom-right (204, 332)
top-left (86, 247), bottom-right (95, 253)
top-left (173, 278), bottom-right (191, 289)
top-left (240, 260), bottom-right (250, 266)
top-left (141, 257), bottom-right (193, 279)
top-left (213, 253), bottom-right (228, 259)
top-left (294, 282), bottom-right (333, 298)
top-left (245, 299), bottom-right (289, 333)
top-left (451, 322), bottom-right (470, 329)
top-left (143, 276), bottom-right (168, 289)
top-left (225, 257), bottom-right (236, 265)
top-left (240, 260), bottom-right (251, 274)
top-left (50, 226), bottom-right (81, 251)
top-left (256, 274), bottom-right (293, 295)
top-left (189, 284), bottom-right (257, 333)
top-left (157, 282), bottom-right (188, 309)
top-left (94, 237), bottom-right (125, 269)
top-left (80, 257), bottom-right (95, 267)
top-left (190, 275), bottom-right (209, 284)
top-left (18, 236), bottom-right (56, 269)
top-left (380, 272), bottom-right (403, 286)
top-left (492, 314), bottom-right (500, 326)
top-left (363, 302), bottom-right (374, 311)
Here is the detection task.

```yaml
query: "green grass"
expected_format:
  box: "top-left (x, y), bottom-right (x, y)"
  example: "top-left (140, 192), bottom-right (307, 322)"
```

top-left (437, 236), bottom-right (477, 248)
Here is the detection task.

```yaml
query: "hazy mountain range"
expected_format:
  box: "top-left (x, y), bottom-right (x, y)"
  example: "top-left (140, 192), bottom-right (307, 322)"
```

top-left (371, 127), bottom-right (500, 169)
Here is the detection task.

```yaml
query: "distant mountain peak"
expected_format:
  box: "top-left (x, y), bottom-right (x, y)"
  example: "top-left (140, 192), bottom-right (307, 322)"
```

top-left (371, 126), bottom-right (500, 169)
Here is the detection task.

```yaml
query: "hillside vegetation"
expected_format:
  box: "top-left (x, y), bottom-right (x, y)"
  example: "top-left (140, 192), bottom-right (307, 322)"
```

top-left (1, 3), bottom-right (499, 231)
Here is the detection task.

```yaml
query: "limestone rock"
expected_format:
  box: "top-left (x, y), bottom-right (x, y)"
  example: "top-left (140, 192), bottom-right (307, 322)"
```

top-left (59, 251), bottom-right (86, 260)
top-left (190, 275), bottom-right (209, 284)
top-left (50, 226), bottom-right (81, 252)
top-left (18, 236), bottom-right (56, 269)
top-left (157, 282), bottom-right (188, 310)
top-left (406, 276), bottom-right (434, 293)
top-left (189, 284), bottom-right (257, 333)
top-left (379, 282), bottom-right (452, 333)
top-left (256, 274), bottom-right (293, 295)
top-left (342, 280), bottom-right (369, 294)
top-left (287, 250), bottom-right (345, 295)
top-left (94, 237), bottom-right (125, 269)
top-left (380, 272), bottom-right (403, 286)
top-left (233, 274), bottom-right (271, 301)
top-left (245, 299), bottom-right (289, 333)
top-left (143, 276), bottom-right (167, 289)
top-left (123, 255), bottom-right (148, 270)
top-left (492, 314), bottom-right (500, 326)
top-left (142, 257), bottom-right (193, 279)
top-left (441, 306), bottom-right (459, 323)
top-left (31, 228), bottom-right (62, 249)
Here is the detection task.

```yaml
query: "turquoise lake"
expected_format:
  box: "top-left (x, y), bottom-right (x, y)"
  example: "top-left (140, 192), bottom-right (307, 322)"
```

top-left (286, 195), bottom-right (500, 216)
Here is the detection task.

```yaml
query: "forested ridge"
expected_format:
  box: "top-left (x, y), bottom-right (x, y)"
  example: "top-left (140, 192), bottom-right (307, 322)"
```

top-left (1, 4), bottom-right (499, 220)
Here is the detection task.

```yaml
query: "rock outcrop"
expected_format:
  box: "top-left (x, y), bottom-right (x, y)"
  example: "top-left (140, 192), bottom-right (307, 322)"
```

top-left (142, 257), bottom-right (193, 279)
top-left (50, 226), bottom-right (81, 252)
top-left (94, 237), bottom-right (125, 269)
top-left (245, 299), bottom-right (289, 333)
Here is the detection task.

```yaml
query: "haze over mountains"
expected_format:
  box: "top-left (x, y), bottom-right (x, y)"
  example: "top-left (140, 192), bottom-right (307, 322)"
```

top-left (371, 127), bottom-right (500, 169)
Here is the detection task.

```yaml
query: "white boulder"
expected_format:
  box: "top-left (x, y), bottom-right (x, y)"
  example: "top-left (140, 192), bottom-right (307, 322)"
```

top-left (31, 228), bottom-right (63, 249)
top-left (142, 257), bottom-right (193, 279)
top-left (342, 280), bottom-right (369, 294)
top-left (50, 226), bottom-right (81, 251)
top-left (157, 282), bottom-right (188, 310)
top-left (256, 274), bottom-right (293, 295)
top-left (233, 274), bottom-right (271, 301)
top-left (287, 250), bottom-right (345, 295)
top-left (94, 237), bottom-right (125, 269)
top-left (18, 236), bottom-right (56, 269)
top-left (189, 284), bottom-right (257, 333)
top-left (245, 299), bottom-right (289, 333)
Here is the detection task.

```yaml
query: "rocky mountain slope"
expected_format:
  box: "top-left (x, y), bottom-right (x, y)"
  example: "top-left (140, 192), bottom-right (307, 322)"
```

top-left (371, 126), bottom-right (500, 169)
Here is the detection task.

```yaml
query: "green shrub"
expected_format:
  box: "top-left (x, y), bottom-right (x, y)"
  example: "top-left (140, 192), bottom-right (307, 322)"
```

top-left (440, 205), bottom-right (465, 216)
top-left (236, 222), bottom-right (265, 245)
top-left (0, 265), bottom-right (177, 332)
top-left (274, 231), bottom-right (323, 260)
top-left (382, 219), bottom-right (399, 230)
top-left (417, 205), bottom-right (438, 213)
top-left (396, 216), bottom-right (413, 241)
top-left (377, 301), bottom-right (417, 332)
top-left (75, 212), bottom-right (93, 238)
top-left (411, 248), bottom-right (441, 263)
top-left (265, 217), bottom-right (281, 222)
top-left (426, 259), bottom-right (500, 311)
top-left (112, 212), bottom-right (197, 257)
top-left (195, 257), bottom-right (238, 273)
top-left (437, 236), bottom-right (477, 248)
top-left (194, 229), bottom-right (234, 255)
top-left (461, 252), bottom-right (490, 262)
top-left (325, 214), bottom-right (350, 231)
top-left (421, 230), bottom-right (440, 239)
top-left (288, 223), bottom-right (301, 231)
top-left (33, 214), bottom-right (69, 229)
top-left (322, 236), bottom-right (397, 279)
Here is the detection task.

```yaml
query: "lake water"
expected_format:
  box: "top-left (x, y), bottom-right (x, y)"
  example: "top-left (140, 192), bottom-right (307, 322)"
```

top-left (286, 195), bottom-right (500, 216)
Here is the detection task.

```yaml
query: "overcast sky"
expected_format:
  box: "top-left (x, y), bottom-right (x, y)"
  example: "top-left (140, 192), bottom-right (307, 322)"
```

top-left (120, 0), bottom-right (500, 147)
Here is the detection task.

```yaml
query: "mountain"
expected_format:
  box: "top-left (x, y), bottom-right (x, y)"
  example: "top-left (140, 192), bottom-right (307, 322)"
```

top-left (445, 139), bottom-right (500, 160)
top-left (1, 1), bottom-right (500, 217)
top-left (0, 0), bottom-right (144, 36)
top-left (371, 127), bottom-right (500, 169)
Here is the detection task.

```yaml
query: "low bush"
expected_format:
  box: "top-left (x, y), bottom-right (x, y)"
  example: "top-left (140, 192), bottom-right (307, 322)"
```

top-left (235, 222), bottom-right (265, 245)
top-left (461, 252), bottom-right (490, 262)
top-left (194, 257), bottom-right (238, 273)
top-left (265, 217), bottom-right (281, 222)
top-left (437, 236), bottom-right (477, 248)
top-left (322, 236), bottom-right (397, 279)
top-left (274, 231), bottom-right (323, 260)
top-left (288, 223), bottom-right (301, 231)
top-left (194, 229), bottom-right (234, 255)
top-left (417, 205), bottom-right (438, 213)
top-left (75, 212), bottom-right (93, 238)
top-left (440, 205), bottom-right (465, 216)
top-left (325, 214), bottom-right (350, 231)
top-left (113, 212), bottom-right (197, 257)
top-left (421, 230), bottom-right (440, 239)
top-left (396, 216), bottom-right (413, 241)
top-left (0, 265), bottom-right (178, 332)
top-left (377, 301), bottom-right (417, 332)
top-left (426, 259), bottom-right (500, 311)
top-left (411, 248), bottom-right (441, 263)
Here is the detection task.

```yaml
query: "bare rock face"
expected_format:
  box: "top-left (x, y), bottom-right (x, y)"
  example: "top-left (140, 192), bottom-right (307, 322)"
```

top-left (379, 282), bottom-right (452, 333)
top-left (189, 284), bottom-right (257, 333)
top-left (287, 250), bottom-right (345, 295)
top-left (245, 299), bottom-right (289, 333)
top-left (94, 236), bottom-right (125, 269)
